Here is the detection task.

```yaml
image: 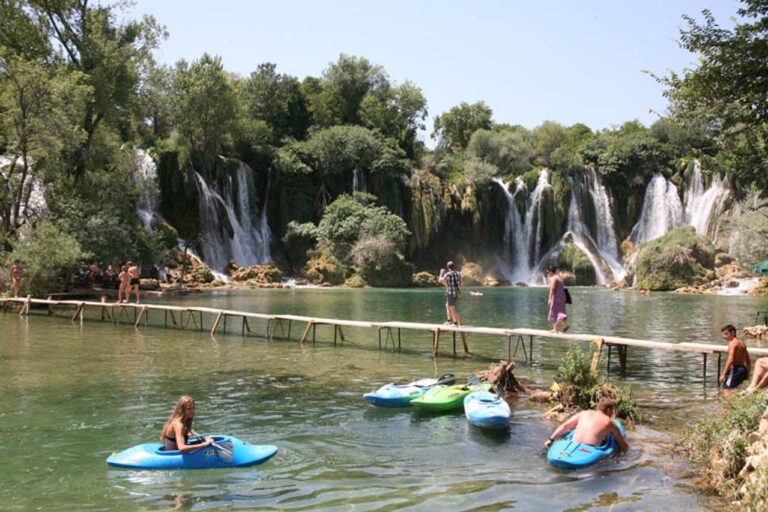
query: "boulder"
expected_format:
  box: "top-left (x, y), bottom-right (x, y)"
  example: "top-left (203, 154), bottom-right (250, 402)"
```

top-left (635, 226), bottom-right (716, 291)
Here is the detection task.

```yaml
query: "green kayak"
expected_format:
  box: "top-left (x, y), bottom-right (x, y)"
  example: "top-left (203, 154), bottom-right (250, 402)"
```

top-left (411, 383), bottom-right (492, 411)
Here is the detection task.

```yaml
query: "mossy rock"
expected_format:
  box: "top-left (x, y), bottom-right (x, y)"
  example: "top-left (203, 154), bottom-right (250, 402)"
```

top-left (635, 226), bottom-right (716, 291)
top-left (412, 271), bottom-right (440, 288)
top-left (190, 266), bottom-right (215, 284)
top-left (230, 263), bottom-right (283, 283)
top-left (304, 251), bottom-right (346, 285)
top-left (460, 262), bottom-right (484, 286)
top-left (359, 253), bottom-right (413, 287)
top-left (344, 274), bottom-right (367, 288)
top-left (557, 243), bottom-right (597, 285)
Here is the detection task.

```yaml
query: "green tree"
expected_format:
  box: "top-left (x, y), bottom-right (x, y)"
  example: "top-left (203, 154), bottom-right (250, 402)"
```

top-left (241, 63), bottom-right (310, 142)
top-left (0, 53), bottom-right (90, 240)
top-left (433, 101), bottom-right (493, 151)
top-left (8, 221), bottom-right (89, 295)
top-left (466, 127), bottom-right (534, 176)
top-left (169, 54), bottom-right (238, 162)
top-left (532, 121), bottom-right (587, 170)
top-left (308, 54), bottom-right (389, 127)
top-left (360, 80), bottom-right (428, 159)
top-left (659, 0), bottom-right (768, 189)
top-left (317, 193), bottom-right (409, 266)
top-left (21, 0), bottom-right (166, 178)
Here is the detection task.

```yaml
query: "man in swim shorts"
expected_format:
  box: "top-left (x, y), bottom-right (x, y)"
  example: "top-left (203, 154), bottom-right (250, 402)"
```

top-left (719, 324), bottom-right (751, 393)
top-left (127, 261), bottom-right (141, 304)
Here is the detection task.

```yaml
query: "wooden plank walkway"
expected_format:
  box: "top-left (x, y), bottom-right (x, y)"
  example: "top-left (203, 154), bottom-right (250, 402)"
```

top-left (3, 296), bottom-right (766, 385)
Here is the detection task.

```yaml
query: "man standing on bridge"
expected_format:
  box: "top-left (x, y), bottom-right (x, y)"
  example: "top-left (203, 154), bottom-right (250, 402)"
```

top-left (439, 261), bottom-right (462, 327)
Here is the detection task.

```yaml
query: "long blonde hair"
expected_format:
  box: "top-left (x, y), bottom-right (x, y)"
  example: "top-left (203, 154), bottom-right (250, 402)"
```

top-left (160, 395), bottom-right (195, 441)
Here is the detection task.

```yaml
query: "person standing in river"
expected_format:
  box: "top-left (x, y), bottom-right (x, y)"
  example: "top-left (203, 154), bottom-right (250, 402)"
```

top-left (546, 265), bottom-right (570, 333)
top-left (439, 261), bottom-right (462, 326)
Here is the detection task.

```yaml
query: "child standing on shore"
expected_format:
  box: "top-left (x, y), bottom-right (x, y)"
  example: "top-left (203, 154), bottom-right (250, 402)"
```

top-left (116, 265), bottom-right (130, 303)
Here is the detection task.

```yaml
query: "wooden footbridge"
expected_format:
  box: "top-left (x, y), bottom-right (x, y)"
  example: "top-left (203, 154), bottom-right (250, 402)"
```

top-left (3, 296), bottom-right (767, 385)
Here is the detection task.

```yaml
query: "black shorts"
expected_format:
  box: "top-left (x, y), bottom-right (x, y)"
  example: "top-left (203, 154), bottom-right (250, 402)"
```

top-left (130, 278), bottom-right (140, 286)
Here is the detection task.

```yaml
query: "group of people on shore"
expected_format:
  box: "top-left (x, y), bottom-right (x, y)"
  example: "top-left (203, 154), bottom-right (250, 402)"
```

top-left (438, 260), bottom-right (570, 333)
top-left (116, 262), bottom-right (142, 304)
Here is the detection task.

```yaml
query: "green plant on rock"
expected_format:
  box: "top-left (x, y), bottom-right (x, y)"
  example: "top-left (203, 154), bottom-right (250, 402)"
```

top-left (304, 250), bottom-right (346, 285)
top-left (635, 226), bottom-right (716, 290)
top-left (682, 392), bottom-right (768, 498)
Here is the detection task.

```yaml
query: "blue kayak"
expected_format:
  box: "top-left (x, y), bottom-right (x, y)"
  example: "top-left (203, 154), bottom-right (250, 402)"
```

top-left (463, 390), bottom-right (511, 430)
top-left (547, 420), bottom-right (625, 469)
top-left (106, 435), bottom-right (277, 470)
top-left (363, 374), bottom-right (456, 407)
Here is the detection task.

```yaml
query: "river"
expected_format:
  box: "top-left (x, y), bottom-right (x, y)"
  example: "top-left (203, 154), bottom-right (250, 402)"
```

top-left (1, 287), bottom-right (765, 510)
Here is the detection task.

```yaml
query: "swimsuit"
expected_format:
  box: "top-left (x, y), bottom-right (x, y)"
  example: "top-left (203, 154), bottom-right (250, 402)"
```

top-left (130, 277), bottom-right (140, 286)
top-left (723, 365), bottom-right (748, 388)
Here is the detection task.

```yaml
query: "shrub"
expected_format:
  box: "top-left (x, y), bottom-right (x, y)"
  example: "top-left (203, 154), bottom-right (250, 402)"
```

top-left (282, 221), bottom-right (318, 272)
top-left (682, 393), bottom-right (768, 497)
top-left (304, 251), bottom-right (346, 285)
top-left (555, 346), bottom-right (639, 421)
top-left (412, 271), bottom-right (440, 287)
top-left (635, 225), bottom-right (715, 290)
top-left (7, 222), bottom-right (90, 296)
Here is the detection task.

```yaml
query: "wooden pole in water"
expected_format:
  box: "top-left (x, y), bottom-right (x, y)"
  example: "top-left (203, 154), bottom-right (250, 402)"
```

top-left (210, 311), bottom-right (224, 336)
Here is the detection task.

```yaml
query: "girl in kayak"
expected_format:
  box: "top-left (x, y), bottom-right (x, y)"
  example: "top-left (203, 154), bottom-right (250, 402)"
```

top-left (161, 395), bottom-right (213, 452)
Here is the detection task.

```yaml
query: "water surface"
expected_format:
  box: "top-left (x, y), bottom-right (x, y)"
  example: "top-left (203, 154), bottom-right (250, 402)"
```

top-left (2, 287), bottom-right (764, 510)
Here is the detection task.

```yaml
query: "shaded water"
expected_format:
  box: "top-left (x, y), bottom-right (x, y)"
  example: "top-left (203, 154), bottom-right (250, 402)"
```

top-left (2, 287), bottom-right (765, 510)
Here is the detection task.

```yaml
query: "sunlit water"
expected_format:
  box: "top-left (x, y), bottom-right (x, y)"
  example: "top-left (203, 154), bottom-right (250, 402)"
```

top-left (1, 287), bottom-right (766, 510)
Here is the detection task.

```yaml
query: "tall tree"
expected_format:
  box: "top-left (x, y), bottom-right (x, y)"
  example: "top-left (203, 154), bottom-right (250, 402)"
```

top-left (169, 54), bottom-right (238, 162)
top-left (432, 101), bottom-right (493, 151)
top-left (24, 0), bottom-right (165, 178)
top-left (660, 0), bottom-right (768, 188)
top-left (241, 62), bottom-right (310, 142)
top-left (0, 53), bottom-right (89, 239)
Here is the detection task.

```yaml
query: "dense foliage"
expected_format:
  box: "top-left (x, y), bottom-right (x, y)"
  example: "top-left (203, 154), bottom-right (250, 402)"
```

top-left (0, 0), bottom-right (766, 292)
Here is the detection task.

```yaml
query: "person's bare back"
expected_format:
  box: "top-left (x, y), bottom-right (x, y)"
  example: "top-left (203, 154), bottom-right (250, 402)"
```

top-left (572, 410), bottom-right (615, 445)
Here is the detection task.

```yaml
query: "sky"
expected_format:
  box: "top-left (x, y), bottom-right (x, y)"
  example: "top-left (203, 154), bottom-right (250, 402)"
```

top-left (127, 0), bottom-right (742, 142)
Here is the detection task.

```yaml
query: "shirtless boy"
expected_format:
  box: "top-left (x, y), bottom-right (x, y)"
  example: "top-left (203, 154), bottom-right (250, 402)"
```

top-left (127, 261), bottom-right (141, 304)
top-left (719, 324), bottom-right (751, 393)
top-left (545, 398), bottom-right (629, 451)
top-left (116, 265), bottom-right (131, 303)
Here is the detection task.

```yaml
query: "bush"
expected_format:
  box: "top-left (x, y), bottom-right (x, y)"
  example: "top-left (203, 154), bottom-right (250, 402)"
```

top-left (460, 262), bottom-right (484, 286)
top-left (281, 221), bottom-right (318, 272)
top-left (349, 235), bottom-right (413, 287)
top-left (412, 271), bottom-right (440, 287)
top-left (304, 251), bottom-right (346, 285)
top-left (555, 346), bottom-right (639, 421)
top-left (682, 393), bottom-right (768, 497)
top-left (8, 222), bottom-right (90, 295)
top-left (635, 226), bottom-right (715, 291)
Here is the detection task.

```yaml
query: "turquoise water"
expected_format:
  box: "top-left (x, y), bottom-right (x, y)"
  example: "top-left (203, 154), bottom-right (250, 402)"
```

top-left (1, 287), bottom-right (765, 510)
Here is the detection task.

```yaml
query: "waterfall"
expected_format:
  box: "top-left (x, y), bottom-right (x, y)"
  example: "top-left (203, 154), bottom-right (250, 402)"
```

top-left (494, 176), bottom-right (529, 282)
top-left (134, 149), bottom-right (161, 229)
top-left (561, 175), bottom-right (625, 285)
top-left (496, 168), bottom-right (625, 285)
top-left (526, 170), bottom-right (551, 268)
top-left (494, 170), bottom-right (551, 283)
top-left (0, 155), bottom-right (47, 224)
top-left (352, 167), bottom-right (367, 193)
top-left (193, 160), bottom-right (272, 271)
top-left (629, 173), bottom-right (684, 244)
top-left (684, 161), bottom-right (729, 238)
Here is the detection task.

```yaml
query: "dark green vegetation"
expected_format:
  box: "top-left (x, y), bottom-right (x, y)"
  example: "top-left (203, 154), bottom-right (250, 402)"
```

top-left (681, 392), bottom-right (768, 500)
top-left (554, 347), bottom-right (639, 422)
top-left (0, 0), bottom-right (766, 292)
top-left (634, 226), bottom-right (716, 291)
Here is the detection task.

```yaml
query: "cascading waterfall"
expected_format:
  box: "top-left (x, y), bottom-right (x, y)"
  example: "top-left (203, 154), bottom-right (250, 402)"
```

top-left (0, 155), bottom-right (47, 223)
top-left (684, 161), bottom-right (729, 238)
top-left (193, 160), bottom-right (272, 271)
top-left (629, 173), bottom-right (684, 244)
top-left (493, 176), bottom-right (529, 282)
top-left (525, 170), bottom-right (551, 268)
top-left (134, 149), bottom-right (161, 229)
top-left (352, 167), bottom-right (367, 193)
top-left (496, 168), bottom-right (625, 285)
